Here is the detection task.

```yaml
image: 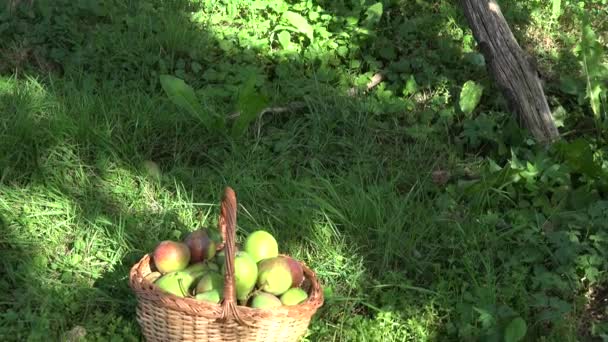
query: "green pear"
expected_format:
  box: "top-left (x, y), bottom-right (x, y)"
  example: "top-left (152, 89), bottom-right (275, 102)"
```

top-left (280, 288), bottom-right (308, 306)
top-left (194, 289), bottom-right (221, 303)
top-left (257, 257), bottom-right (293, 296)
top-left (215, 250), bottom-right (226, 268)
top-left (233, 251), bottom-right (258, 301)
top-left (195, 271), bottom-right (224, 294)
top-left (186, 261), bottom-right (219, 276)
top-left (154, 271), bottom-right (197, 297)
top-left (244, 230), bottom-right (278, 263)
top-left (215, 246), bottom-right (239, 269)
top-left (250, 292), bottom-right (282, 309)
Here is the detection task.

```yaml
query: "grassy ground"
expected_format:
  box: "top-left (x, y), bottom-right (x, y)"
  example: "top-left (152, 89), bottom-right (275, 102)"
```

top-left (1, 1), bottom-right (607, 341)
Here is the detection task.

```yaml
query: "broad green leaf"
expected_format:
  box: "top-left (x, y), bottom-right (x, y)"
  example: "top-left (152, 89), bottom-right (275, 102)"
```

top-left (551, 0), bottom-right (561, 19)
top-left (403, 75), bottom-right (418, 96)
top-left (472, 306), bottom-right (495, 330)
top-left (282, 11), bottom-right (314, 42)
top-left (277, 31), bottom-right (291, 49)
top-left (363, 2), bottom-right (383, 27)
top-left (577, 22), bottom-right (606, 120)
top-left (459, 80), bottom-right (484, 115)
top-left (159, 75), bottom-right (214, 131)
top-left (308, 11), bottom-right (319, 21)
top-left (232, 76), bottom-right (268, 138)
top-left (379, 45), bottom-right (396, 60)
top-left (274, 25), bottom-right (297, 32)
top-left (589, 83), bottom-right (602, 118)
top-left (504, 317), bottom-right (527, 342)
top-left (464, 52), bottom-right (486, 67)
top-left (552, 105), bottom-right (567, 128)
top-left (559, 75), bottom-right (583, 95)
top-left (191, 61), bottom-right (202, 73)
top-left (556, 138), bottom-right (602, 178)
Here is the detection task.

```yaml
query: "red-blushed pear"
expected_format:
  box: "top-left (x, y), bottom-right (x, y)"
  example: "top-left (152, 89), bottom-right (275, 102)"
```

top-left (183, 229), bottom-right (216, 263)
top-left (153, 240), bottom-right (190, 274)
top-left (250, 292), bottom-right (282, 309)
top-left (279, 255), bottom-right (305, 287)
top-left (257, 257), bottom-right (293, 296)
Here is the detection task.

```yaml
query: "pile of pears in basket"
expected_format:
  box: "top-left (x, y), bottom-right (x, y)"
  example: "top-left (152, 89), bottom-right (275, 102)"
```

top-left (147, 229), bottom-right (308, 309)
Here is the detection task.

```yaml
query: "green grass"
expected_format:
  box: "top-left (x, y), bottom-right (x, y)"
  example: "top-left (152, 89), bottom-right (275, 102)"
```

top-left (1, 0), bottom-right (607, 341)
top-left (0, 75), bottom-right (448, 341)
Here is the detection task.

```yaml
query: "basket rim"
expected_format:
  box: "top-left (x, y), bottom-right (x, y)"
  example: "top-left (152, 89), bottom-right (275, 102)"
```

top-left (129, 251), bottom-right (324, 320)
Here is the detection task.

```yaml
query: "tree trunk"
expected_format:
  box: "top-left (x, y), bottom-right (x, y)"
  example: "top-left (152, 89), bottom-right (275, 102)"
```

top-left (460, 0), bottom-right (559, 144)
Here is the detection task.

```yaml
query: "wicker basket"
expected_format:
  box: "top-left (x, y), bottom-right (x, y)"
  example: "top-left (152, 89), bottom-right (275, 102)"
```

top-left (129, 187), bottom-right (324, 341)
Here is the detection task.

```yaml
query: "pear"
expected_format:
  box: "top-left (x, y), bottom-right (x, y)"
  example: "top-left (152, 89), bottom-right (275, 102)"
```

top-left (215, 245), bottom-right (240, 268)
top-left (183, 229), bottom-right (217, 263)
top-left (152, 241), bottom-right (190, 274)
top-left (280, 288), bottom-right (308, 306)
top-left (194, 289), bottom-right (221, 304)
top-left (244, 230), bottom-right (278, 263)
top-left (250, 292), bottom-right (282, 309)
top-left (233, 251), bottom-right (258, 301)
top-left (185, 261), bottom-right (219, 276)
top-left (256, 257), bottom-right (293, 296)
top-left (154, 271), bottom-right (197, 297)
top-left (279, 256), bottom-right (305, 288)
top-left (195, 271), bottom-right (224, 294)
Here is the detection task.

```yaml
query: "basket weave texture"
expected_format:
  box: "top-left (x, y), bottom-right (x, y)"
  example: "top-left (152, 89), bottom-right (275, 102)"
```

top-left (129, 187), bottom-right (324, 341)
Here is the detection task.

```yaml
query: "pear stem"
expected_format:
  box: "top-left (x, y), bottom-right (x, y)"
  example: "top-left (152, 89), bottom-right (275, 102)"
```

top-left (178, 278), bottom-right (189, 298)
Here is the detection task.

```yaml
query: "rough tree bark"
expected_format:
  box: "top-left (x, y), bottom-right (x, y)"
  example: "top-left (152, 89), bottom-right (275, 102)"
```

top-left (460, 0), bottom-right (560, 144)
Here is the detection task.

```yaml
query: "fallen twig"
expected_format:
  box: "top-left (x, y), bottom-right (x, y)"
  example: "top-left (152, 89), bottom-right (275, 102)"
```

top-left (228, 101), bottom-right (307, 119)
top-left (347, 72), bottom-right (385, 96)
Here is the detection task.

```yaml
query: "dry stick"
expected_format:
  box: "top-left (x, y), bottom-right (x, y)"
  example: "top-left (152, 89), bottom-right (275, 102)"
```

top-left (347, 72), bottom-right (385, 96)
top-left (253, 101), bottom-right (308, 140)
top-left (228, 102), bottom-right (307, 120)
top-left (460, 0), bottom-right (559, 144)
top-left (229, 72), bottom-right (384, 120)
top-left (230, 72), bottom-right (385, 144)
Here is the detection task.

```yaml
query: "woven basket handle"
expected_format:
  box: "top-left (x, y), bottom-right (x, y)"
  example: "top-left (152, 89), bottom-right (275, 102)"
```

top-left (218, 187), bottom-right (246, 324)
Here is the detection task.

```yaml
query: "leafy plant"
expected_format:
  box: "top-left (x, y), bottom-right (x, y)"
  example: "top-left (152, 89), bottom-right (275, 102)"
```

top-left (504, 317), bottom-right (527, 342)
top-left (574, 20), bottom-right (607, 124)
top-left (459, 80), bottom-right (484, 115)
top-left (159, 75), bottom-right (220, 132)
top-left (281, 11), bottom-right (315, 43)
top-left (159, 74), bottom-right (267, 138)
